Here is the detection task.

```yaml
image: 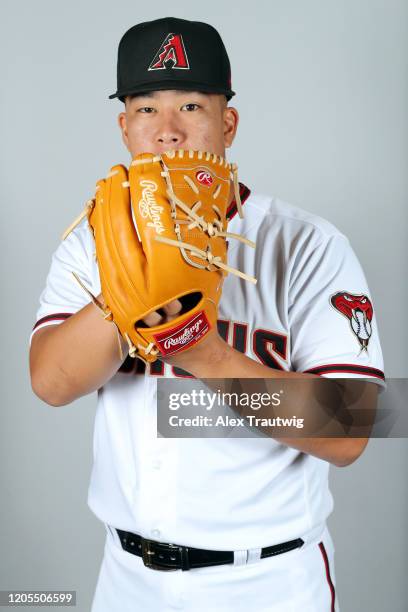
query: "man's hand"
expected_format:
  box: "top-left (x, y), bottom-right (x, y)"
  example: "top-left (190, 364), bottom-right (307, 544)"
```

top-left (142, 299), bottom-right (183, 326)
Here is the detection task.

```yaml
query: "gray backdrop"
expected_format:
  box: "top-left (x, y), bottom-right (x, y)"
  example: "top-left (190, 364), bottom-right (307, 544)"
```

top-left (1, 0), bottom-right (407, 610)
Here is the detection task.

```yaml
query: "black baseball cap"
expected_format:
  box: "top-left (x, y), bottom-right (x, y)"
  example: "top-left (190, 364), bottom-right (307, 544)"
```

top-left (109, 17), bottom-right (235, 102)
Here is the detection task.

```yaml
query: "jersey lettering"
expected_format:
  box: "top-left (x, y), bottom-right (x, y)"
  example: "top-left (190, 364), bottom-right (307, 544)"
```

top-left (252, 328), bottom-right (288, 370)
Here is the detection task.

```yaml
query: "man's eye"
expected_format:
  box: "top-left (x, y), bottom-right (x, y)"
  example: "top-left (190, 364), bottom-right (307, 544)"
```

top-left (182, 103), bottom-right (200, 111)
top-left (138, 107), bottom-right (155, 113)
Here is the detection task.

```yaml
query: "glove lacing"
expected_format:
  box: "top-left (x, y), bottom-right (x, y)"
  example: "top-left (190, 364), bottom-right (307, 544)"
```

top-left (156, 189), bottom-right (256, 282)
top-left (129, 152), bottom-right (256, 284)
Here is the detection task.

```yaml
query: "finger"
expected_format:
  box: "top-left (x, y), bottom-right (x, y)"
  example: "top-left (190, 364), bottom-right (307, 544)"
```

top-left (163, 299), bottom-right (183, 317)
top-left (142, 310), bottom-right (164, 327)
top-left (141, 300), bottom-right (183, 327)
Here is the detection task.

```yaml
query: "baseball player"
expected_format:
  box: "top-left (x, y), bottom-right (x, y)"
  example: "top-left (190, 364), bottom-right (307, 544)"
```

top-left (29, 17), bottom-right (385, 612)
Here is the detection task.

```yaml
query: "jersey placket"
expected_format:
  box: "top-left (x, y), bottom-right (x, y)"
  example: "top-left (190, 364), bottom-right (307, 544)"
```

top-left (134, 374), bottom-right (179, 542)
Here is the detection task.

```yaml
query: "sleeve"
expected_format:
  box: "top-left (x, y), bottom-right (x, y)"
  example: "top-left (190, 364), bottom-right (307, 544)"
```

top-left (30, 220), bottom-right (100, 344)
top-left (288, 232), bottom-right (386, 389)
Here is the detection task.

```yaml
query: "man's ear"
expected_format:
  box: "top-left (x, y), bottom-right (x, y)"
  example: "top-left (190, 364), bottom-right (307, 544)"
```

top-left (223, 106), bottom-right (239, 149)
top-left (118, 111), bottom-right (130, 151)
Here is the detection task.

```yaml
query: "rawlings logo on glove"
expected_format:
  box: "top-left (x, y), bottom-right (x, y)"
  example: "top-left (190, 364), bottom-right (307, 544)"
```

top-left (138, 180), bottom-right (165, 234)
top-left (154, 311), bottom-right (210, 356)
top-left (62, 149), bottom-right (256, 363)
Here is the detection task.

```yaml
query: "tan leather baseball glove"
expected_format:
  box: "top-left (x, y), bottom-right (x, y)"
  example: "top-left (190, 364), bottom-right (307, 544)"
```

top-left (63, 149), bottom-right (256, 363)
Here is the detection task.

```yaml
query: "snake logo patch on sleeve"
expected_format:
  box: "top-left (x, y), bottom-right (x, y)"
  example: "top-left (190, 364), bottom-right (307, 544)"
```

top-left (330, 291), bottom-right (373, 352)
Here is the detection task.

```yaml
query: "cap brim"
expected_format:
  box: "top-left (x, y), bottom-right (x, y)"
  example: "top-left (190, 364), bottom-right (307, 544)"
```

top-left (109, 80), bottom-right (235, 101)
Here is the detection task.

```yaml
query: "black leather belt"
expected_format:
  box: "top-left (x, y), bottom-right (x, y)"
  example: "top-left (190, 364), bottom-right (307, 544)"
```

top-left (115, 528), bottom-right (304, 571)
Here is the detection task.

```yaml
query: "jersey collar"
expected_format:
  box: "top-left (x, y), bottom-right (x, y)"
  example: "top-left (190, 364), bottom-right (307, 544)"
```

top-left (226, 182), bottom-right (251, 221)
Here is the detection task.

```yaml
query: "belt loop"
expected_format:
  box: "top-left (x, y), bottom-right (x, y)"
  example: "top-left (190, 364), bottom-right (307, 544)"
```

top-left (246, 547), bottom-right (262, 564)
top-left (181, 547), bottom-right (191, 571)
top-left (233, 550), bottom-right (248, 566)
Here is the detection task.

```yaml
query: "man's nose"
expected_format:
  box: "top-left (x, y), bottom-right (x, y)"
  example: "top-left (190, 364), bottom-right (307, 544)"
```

top-left (156, 113), bottom-right (185, 145)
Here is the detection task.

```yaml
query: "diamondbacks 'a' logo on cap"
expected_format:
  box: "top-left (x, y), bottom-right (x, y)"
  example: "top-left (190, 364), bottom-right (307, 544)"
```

top-left (148, 33), bottom-right (190, 71)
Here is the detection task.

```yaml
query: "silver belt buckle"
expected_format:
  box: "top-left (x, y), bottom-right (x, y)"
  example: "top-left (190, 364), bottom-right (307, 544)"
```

top-left (141, 538), bottom-right (179, 571)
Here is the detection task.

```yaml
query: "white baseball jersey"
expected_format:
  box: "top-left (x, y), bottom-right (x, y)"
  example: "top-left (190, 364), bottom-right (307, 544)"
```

top-left (31, 182), bottom-right (384, 609)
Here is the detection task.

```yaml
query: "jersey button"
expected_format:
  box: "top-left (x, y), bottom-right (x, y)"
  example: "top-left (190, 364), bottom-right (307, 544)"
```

top-left (151, 529), bottom-right (161, 539)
